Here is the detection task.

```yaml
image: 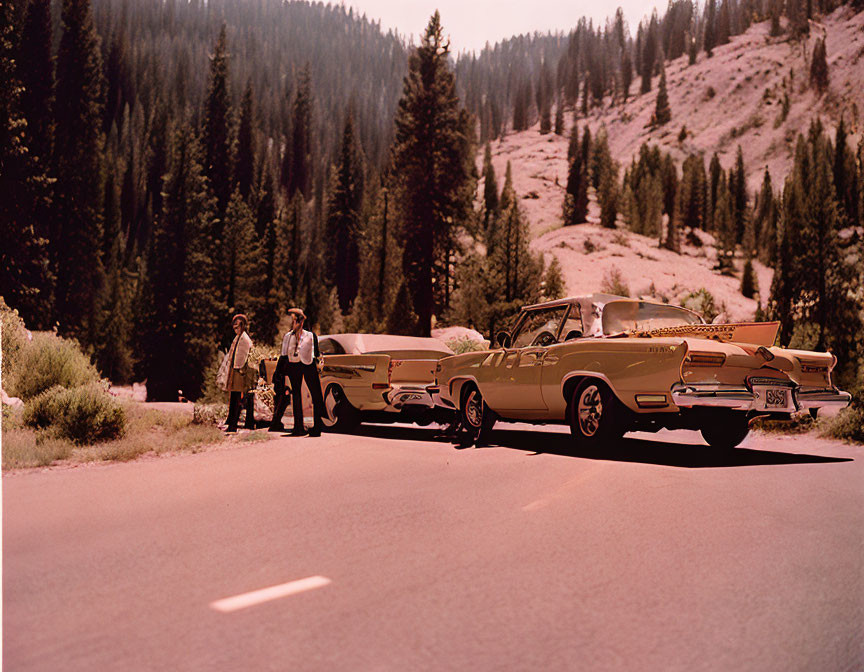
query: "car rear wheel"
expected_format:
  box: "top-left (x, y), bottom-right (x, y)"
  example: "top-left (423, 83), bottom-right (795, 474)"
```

top-left (700, 411), bottom-right (750, 449)
top-left (568, 380), bottom-right (622, 449)
top-left (460, 384), bottom-right (496, 445)
top-left (322, 385), bottom-right (360, 432)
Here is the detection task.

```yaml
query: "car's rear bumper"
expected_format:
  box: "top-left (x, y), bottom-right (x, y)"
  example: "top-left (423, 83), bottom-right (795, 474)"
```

top-left (670, 383), bottom-right (851, 413)
top-left (384, 384), bottom-right (435, 410)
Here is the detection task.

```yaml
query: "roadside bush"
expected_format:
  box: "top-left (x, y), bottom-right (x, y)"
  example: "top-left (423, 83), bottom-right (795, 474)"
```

top-left (22, 385), bottom-right (67, 429)
top-left (1, 298), bottom-right (29, 379)
top-left (823, 405), bottom-right (864, 443)
top-left (56, 384), bottom-right (126, 444)
top-left (9, 332), bottom-right (99, 400)
top-left (193, 402), bottom-right (228, 426)
top-left (24, 383), bottom-right (126, 444)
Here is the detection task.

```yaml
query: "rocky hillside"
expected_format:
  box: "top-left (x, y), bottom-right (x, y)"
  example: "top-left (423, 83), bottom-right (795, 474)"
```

top-left (478, 7), bottom-right (864, 322)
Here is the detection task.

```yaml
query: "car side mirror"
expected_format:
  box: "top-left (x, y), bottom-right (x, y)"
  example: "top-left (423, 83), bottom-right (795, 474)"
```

top-left (496, 331), bottom-right (511, 348)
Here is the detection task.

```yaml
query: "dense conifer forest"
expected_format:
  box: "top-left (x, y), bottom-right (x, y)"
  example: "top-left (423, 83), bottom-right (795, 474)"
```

top-left (1, 0), bottom-right (862, 404)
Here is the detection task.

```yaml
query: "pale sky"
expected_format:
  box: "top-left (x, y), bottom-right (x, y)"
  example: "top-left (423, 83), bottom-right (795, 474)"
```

top-left (341, 1), bottom-right (666, 54)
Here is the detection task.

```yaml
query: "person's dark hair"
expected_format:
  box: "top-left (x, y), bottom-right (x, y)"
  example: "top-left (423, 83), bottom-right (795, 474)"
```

top-left (232, 314), bottom-right (249, 330)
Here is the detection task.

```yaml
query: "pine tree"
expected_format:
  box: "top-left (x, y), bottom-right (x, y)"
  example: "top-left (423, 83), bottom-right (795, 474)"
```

top-left (599, 164), bottom-right (619, 229)
top-left (202, 24), bottom-right (233, 217)
top-left (287, 65), bottom-right (313, 200)
top-left (740, 256), bottom-right (758, 298)
top-left (730, 145), bottom-right (748, 243)
top-left (17, 0), bottom-right (54, 168)
top-left (53, 0), bottom-right (107, 343)
top-left (621, 49), bottom-right (633, 101)
top-left (554, 99), bottom-right (565, 136)
top-left (654, 64), bottom-right (671, 126)
top-left (482, 142), bottom-right (499, 230)
top-left (708, 152), bottom-right (722, 230)
top-left (542, 256), bottom-right (566, 300)
top-left (138, 123), bottom-right (218, 401)
top-left (391, 12), bottom-right (474, 336)
top-left (326, 113), bottom-right (363, 313)
top-left (755, 167), bottom-right (777, 264)
top-left (704, 0), bottom-right (717, 57)
top-left (810, 38), bottom-right (829, 93)
top-left (714, 173), bottom-right (736, 273)
top-left (254, 172), bottom-right (281, 345)
top-left (0, 0), bottom-right (54, 328)
top-left (94, 169), bottom-right (133, 382)
top-left (222, 189), bottom-right (261, 316)
top-left (563, 127), bottom-right (589, 225)
top-left (235, 80), bottom-right (256, 201)
top-left (678, 154), bottom-right (706, 230)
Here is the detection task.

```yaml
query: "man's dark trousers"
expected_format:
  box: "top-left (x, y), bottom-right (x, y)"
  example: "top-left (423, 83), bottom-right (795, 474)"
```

top-left (287, 361), bottom-right (326, 433)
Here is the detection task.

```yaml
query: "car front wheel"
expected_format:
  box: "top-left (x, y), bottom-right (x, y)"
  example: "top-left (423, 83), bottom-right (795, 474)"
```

top-left (700, 411), bottom-right (750, 449)
top-left (568, 380), bottom-right (622, 449)
top-left (322, 385), bottom-right (360, 432)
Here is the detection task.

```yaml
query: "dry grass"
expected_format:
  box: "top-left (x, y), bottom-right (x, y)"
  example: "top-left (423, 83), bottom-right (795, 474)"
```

top-left (2, 429), bottom-right (74, 469)
top-left (2, 402), bottom-right (229, 470)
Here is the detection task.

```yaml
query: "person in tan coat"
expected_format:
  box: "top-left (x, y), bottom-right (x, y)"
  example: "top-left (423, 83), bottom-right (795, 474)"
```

top-left (225, 314), bottom-right (256, 433)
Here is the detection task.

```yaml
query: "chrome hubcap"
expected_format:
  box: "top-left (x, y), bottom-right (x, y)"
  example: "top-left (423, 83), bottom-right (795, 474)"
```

top-left (577, 385), bottom-right (603, 437)
top-left (464, 390), bottom-right (483, 428)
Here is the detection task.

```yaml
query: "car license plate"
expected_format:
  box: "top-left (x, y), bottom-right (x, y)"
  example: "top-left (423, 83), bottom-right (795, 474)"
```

top-left (754, 385), bottom-right (792, 412)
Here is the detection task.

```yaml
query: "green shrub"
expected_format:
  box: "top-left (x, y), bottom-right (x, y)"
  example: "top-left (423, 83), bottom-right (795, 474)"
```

top-left (22, 385), bottom-right (67, 429)
top-left (24, 383), bottom-right (126, 444)
top-left (9, 332), bottom-right (100, 400)
top-left (1, 297), bottom-right (29, 379)
top-left (55, 384), bottom-right (126, 444)
top-left (823, 405), bottom-right (864, 443)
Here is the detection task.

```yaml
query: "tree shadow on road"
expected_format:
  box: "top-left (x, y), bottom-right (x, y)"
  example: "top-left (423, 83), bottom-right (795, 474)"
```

top-left (340, 424), bottom-right (853, 468)
top-left (481, 428), bottom-right (854, 468)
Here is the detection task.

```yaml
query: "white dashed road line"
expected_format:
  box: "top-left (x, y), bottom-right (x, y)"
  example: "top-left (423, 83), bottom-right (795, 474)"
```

top-left (210, 576), bottom-right (332, 613)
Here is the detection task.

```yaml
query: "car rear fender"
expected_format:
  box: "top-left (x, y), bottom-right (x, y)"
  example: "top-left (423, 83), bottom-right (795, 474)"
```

top-left (449, 376), bottom-right (480, 410)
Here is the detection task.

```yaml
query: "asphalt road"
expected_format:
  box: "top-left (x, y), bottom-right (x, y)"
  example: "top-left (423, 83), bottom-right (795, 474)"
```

top-left (4, 424), bottom-right (863, 671)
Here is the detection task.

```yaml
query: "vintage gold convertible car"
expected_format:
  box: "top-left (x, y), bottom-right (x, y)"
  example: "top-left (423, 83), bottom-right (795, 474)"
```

top-left (430, 294), bottom-right (851, 449)
top-left (263, 334), bottom-right (453, 430)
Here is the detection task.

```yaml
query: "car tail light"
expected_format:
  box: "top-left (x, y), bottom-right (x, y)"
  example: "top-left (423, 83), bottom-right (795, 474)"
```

top-left (372, 383), bottom-right (389, 390)
top-left (685, 351), bottom-right (726, 367)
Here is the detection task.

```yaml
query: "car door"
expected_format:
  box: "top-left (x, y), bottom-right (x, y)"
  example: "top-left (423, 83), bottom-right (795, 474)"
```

top-left (482, 306), bottom-right (568, 412)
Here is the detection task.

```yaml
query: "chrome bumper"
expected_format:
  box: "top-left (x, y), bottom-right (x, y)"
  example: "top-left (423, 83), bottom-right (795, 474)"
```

top-left (385, 385), bottom-right (435, 410)
top-left (670, 383), bottom-right (851, 413)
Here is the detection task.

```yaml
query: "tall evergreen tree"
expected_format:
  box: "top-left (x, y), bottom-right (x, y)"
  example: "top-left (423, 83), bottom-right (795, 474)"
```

top-left (326, 113), bottom-right (363, 313)
top-left (138, 123), bottom-right (218, 401)
top-left (222, 189), bottom-right (261, 316)
top-left (0, 0), bottom-right (54, 328)
top-left (17, 0), bottom-right (54, 168)
top-left (563, 126), bottom-right (589, 225)
top-left (482, 142), bottom-right (499, 230)
top-left (235, 80), bottom-right (256, 201)
top-left (654, 64), bottom-right (671, 126)
top-left (810, 37), bottom-right (829, 92)
top-left (730, 145), bottom-right (748, 243)
top-left (704, 0), bottom-right (717, 57)
top-left (755, 167), bottom-right (778, 265)
top-left (678, 154), bottom-right (707, 230)
top-left (202, 24), bottom-right (233, 217)
top-left (53, 0), bottom-right (107, 343)
top-left (286, 65), bottom-right (313, 200)
top-left (713, 173), bottom-right (736, 273)
top-left (391, 12), bottom-right (474, 336)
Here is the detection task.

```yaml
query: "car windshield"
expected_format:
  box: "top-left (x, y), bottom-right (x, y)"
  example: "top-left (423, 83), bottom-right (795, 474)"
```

top-left (601, 300), bottom-right (702, 334)
top-left (511, 307), bottom-right (567, 348)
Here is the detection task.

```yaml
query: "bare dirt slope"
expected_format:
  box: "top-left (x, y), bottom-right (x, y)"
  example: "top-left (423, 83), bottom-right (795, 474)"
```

top-left (479, 8), bottom-right (864, 321)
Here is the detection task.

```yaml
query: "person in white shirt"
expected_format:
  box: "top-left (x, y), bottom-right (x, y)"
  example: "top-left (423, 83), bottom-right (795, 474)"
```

top-left (269, 307), bottom-right (326, 436)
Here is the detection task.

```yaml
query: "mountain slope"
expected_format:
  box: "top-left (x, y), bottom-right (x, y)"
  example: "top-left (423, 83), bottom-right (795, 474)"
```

top-left (477, 8), bottom-right (864, 322)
